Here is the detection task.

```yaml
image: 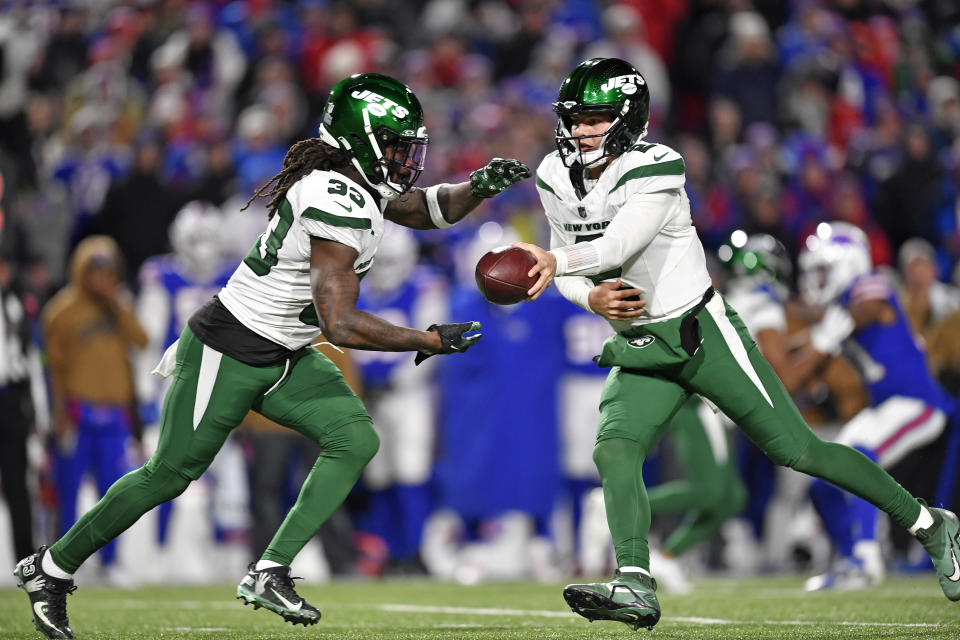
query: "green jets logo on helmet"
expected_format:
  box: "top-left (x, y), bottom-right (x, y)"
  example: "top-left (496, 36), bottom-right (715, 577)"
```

top-left (318, 73), bottom-right (428, 200)
top-left (553, 58), bottom-right (651, 169)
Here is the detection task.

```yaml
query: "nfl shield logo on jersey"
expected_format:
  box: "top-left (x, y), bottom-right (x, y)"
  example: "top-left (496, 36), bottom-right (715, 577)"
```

top-left (627, 335), bottom-right (655, 349)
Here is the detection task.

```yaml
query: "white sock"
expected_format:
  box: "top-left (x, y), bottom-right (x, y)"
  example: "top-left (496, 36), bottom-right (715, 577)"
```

top-left (41, 551), bottom-right (73, 579)
top-left (909, 505), bottom-right (935, 535)
top-left (618, 565), bottom-right (651, 578)
top-left (255, 559), bottom-right (284, 571)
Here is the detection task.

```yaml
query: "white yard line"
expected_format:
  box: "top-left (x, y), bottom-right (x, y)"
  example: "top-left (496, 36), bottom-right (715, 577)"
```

top-left (380, 604), bottom-right (574, 618)
top-left (110, 600), bottom-right (239, 610)
top-left (379, 604), bottom-right (943, 628)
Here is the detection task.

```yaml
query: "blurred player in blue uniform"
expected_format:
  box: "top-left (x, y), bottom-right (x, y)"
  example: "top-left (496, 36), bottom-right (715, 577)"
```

top-left (136, 202), bottom-right (247, 566)
top-left (354, 223), bottom-right (447, 572)
top-left (798, 222), bottom-right (957, 590)
top-left (424, 223), bottom-right (565, 582)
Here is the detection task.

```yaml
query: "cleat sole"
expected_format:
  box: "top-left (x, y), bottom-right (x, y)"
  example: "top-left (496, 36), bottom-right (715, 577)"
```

top-left (236, 586), bottom-right (320, 626)
top-left (563, 585), bottom-right (660, 631)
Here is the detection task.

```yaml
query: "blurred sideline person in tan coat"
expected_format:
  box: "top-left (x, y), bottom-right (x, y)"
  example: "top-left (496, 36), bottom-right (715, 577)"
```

top-left (42, 236), bottom-right (147, 579)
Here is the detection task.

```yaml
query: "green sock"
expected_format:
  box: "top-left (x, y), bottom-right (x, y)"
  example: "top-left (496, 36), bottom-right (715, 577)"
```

top-left (261, 420), bottom-right (378, 565)
top-left (593, 438), bottom-right (651, 570)
top-left (793, 437), bottom-right (921, 530)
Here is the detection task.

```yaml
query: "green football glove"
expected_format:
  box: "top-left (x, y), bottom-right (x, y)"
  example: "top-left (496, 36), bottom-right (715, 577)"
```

top-left (469, 158), bottom-right (531, 198)
top-left (414, 321), bottom-right (482, 365)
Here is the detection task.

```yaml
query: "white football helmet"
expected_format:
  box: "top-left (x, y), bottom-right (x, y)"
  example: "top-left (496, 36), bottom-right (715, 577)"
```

top-left (169, 201), bottom-right (225, 279)
top-left (798, 221), bottom-right (872, 306)
top-left (366, 221), bottom-right (419, 293)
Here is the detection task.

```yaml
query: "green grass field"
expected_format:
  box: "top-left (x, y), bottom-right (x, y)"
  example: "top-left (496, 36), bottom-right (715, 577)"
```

top-left (1, 575), bottom-right (957, 639)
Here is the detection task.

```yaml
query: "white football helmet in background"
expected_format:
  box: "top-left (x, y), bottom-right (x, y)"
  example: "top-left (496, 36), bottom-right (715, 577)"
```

top-left (798, 221), bottom-right (872, 306)
top-left (170, 201), bottom-right (225, 279)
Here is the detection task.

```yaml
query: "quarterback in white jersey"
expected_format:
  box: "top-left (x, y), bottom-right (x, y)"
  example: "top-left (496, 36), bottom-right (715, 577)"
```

top-left (13, 72), bottom-right (530, 638)
top-left (517, 58), bottom-right (959, 632)
top-left (536, 141), bottom-right (711, 332)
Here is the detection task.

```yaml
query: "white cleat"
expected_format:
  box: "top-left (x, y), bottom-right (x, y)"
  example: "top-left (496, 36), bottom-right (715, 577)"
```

top-left (804, 557), bottom-right (876, 592)
top-left (649, 548), bottom-right (692, 595)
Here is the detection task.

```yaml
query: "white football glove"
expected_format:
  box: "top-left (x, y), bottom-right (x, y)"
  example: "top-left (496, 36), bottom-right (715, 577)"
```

top-left (809, 304), bottom-right (854, 355)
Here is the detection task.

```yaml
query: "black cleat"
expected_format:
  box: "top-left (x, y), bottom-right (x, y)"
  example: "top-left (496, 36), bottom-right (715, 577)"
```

top-left (236, 563), bottom-right (321, 626)
top-left (563, 569), bottom-right (661, 631)
top-left (13, 547), bottom-right (77, 639)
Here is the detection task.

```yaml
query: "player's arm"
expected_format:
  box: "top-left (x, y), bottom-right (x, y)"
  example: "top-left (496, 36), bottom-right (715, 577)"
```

top-left (310, 237), bottom-right (479, 359)
top-left (519, 190), bottom-right (676, 300)
top-left (384, 158), bottom-right (529, 230)
top-left (800, 287), bottom-right (892, 356)
top-left (783, 298), bottom-right (890, 387)
top-left (756, 328), bottom-right (827, 393)
top-left (42, 305), bottom-right (73, 444)
top-left (849, 298), bottom-right (895, 329)
top-left (548, 226), bottom-right (644, 319)
top-left (112, 297), bottom-right (149, 349)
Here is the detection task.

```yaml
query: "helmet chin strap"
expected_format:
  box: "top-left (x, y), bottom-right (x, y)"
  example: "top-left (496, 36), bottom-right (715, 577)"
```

top-left (352, 155), bottom-right (401, 201)
top-left (326, 126), bottom-right (402, 201)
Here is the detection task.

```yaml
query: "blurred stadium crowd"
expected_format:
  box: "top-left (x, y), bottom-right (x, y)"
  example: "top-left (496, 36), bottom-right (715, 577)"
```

top-left (2, 0), bottom-right (960, 587)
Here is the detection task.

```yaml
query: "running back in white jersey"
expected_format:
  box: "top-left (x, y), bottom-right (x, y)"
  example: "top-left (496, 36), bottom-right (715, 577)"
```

top-left (536, 141), bottom-right (712, 327)
top-left (219, 169), bottom-right (384, 350)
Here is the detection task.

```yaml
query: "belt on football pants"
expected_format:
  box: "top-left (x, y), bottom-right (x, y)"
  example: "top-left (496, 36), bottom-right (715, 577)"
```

top-left (679, 286), bottom-right (716, 357)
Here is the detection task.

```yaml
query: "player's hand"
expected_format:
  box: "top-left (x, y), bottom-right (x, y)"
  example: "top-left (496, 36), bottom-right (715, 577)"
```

top-left (809, 304), bottom-right (854, 355)
top-left (513, 242), bottom-right (555, 301)
top-left (415, 321), bottom-right (483, 365)
top-left (588, 279), bottom-right (646, 320)
top-left (469, 158), bottom-right (531, 198)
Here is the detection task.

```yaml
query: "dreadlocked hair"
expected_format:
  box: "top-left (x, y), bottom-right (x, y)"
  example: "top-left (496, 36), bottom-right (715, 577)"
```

top-left (243, 138), bottom-right (352, 218)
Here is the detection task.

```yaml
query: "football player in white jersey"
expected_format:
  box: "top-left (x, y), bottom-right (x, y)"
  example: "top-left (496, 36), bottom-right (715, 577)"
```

top-left (14, 72), bottom-right (529, 638)
top-left (516, 57), bottom-right (960, 630)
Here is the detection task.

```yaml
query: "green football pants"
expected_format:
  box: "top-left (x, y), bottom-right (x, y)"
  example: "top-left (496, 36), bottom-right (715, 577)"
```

top-left (593, 291), bottom-right (922, 570)
top-left (51, 326), bottom-right (375, 572)
top-left (647, 396), bottom-right (746, 556)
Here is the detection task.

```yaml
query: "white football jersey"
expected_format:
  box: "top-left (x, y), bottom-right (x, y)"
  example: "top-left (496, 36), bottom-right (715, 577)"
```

top-left (723, 279), bottom-right (787, 339)
top-left (219, 169), bottom-right (384, 350)
top-left (536, 143), bottom-right (711, 329)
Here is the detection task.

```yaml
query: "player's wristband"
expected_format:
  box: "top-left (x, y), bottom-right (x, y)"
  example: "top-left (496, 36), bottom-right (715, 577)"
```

top-left (426, 184), bottom-right (453, 229)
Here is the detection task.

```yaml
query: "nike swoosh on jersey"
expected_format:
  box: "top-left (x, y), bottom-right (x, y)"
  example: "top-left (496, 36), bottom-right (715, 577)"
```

top-left (653, 152), bottom-right (667, 161)
top-left (335, 201), bottom-right (353, 212)
top-left (272, 588), bottom-right (303, 611)
top-left (33, 602), bottom-right (65, 634)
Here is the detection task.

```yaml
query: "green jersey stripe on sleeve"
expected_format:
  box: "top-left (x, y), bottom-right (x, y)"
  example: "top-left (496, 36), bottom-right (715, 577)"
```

top-left (302, 207), bottom-right (372, 229)
top-left (536, 175), bottom-right (559, 197)
top-left (609, 158), bottom-right (685, 193)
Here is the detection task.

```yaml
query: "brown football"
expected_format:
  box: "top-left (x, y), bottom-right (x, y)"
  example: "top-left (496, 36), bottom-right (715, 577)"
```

top-left (475, 246), bottom-right (538, 305)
